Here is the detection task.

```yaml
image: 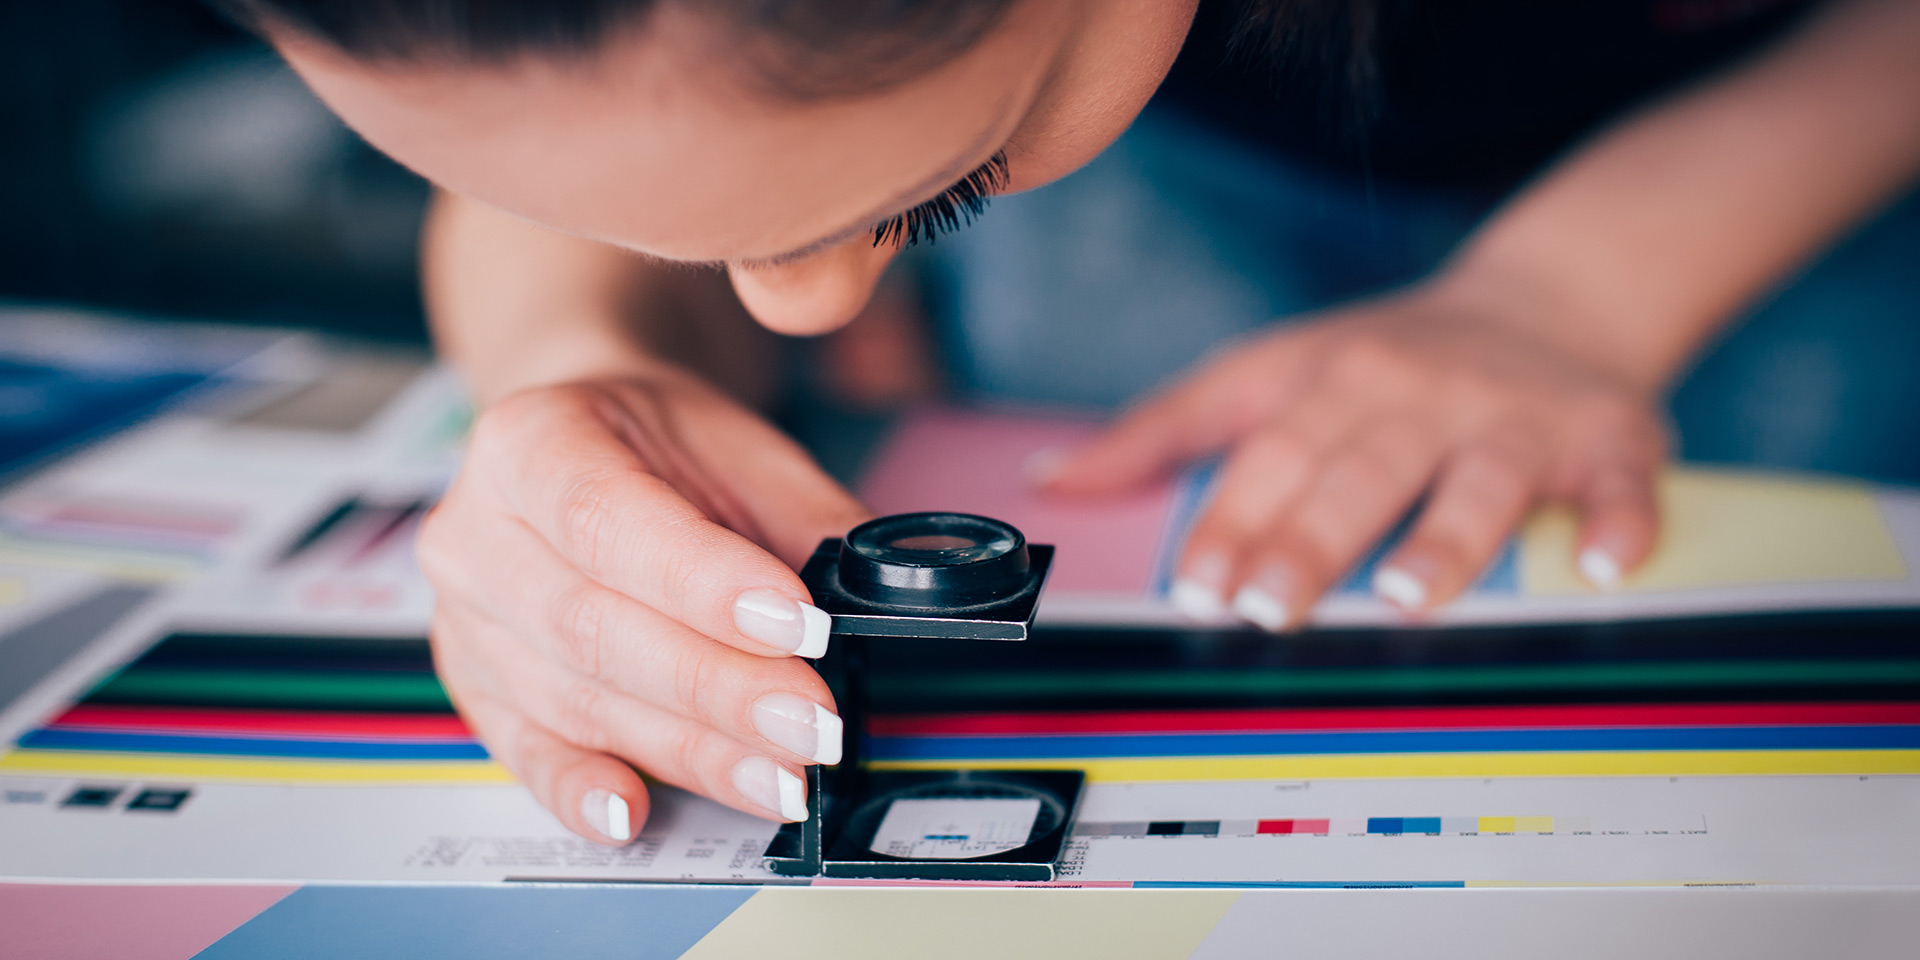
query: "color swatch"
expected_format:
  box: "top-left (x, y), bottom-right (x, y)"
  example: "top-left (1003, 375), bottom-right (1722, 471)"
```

top-left (1522, 468), bottom-right (1908, 594)
top-left (867, 702), bottom-right (1920, 781)
top-left (1076, 815), bottom-right (1621, 839)
top-left (0, 632), bottom-right (506, 785)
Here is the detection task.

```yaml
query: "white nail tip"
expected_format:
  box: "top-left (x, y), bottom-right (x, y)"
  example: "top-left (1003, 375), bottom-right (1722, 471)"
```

top-left (1231, 586), bottom-right (1289, 632)
top-left (584, 789), bottom-right (630, 843)
top-left (812, 703), bottom-right (844, 766)
top-left (1579, 548), bottom-right (1622, 588)
top-left (776, 766), bottom-right (808, 822)
top-left (1170, 579), bottom-right (1226, 621)
top-left (606, 792), bottom-right (631, 842)
top-left (795, 603), bottom-right (831, 659)
top-left (1374, 567), bottom-right (1428, 610)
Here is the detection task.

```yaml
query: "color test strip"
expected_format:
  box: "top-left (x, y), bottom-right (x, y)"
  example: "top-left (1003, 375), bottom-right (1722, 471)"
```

top-left (0, 750), bottom-right (513, 784)
top-left (49, 705), bottom-right (474, 740)
top-left (872, 702), bottom-right (1920, 737)
top-left (1079, 817), bottom-right (1573, 838)
top-left (17, 729), bottom-right (489, 761)
top-left (871, 749), bottom-right (1920, 781)
top-left (867, 724), bottom-right (1920, 762)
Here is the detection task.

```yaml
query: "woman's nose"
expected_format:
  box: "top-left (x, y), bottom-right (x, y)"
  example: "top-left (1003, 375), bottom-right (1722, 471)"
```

top-left (727, 237), bottom-right (901, 336)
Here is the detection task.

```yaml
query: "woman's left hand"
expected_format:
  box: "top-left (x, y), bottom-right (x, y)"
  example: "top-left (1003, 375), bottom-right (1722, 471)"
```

top-left (1036, 275), bottom-right (1670, 629)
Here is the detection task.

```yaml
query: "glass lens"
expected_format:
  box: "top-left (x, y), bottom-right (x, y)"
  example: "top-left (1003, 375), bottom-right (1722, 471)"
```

top-left (849, 515), bottom-right (1018, 566)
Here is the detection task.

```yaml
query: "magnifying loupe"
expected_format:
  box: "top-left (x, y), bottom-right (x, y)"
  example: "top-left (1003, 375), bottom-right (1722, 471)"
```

top-left (769, 512), bottom-right (1080, 881)
top-left (800, 511), bottom-right (1054, 640)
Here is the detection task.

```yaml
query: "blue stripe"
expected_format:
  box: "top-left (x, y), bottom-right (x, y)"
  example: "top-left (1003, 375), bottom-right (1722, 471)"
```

top-left (865, 725), bottom-right (1920, 761)
top-left (19, 728), bottom-right (490, 761)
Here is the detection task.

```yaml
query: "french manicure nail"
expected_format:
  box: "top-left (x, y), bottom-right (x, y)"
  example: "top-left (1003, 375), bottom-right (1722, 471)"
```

top-left (752, 692), bottom-right (844, 765)
top-left (1579, 548), bottom-right (1622, 588)
top-left (1170, 552), bottom-right (1230, 621)
top-left (582, 788), bottom-right (631, 843)
top-left (1170, 579), bottom-right (1227, 621)
top-left (732, 756), bottom-right (809, 822)
top-left (1374, 565), bottom-right (1428, 610)
top-left (734, 588), bottom-right (832, 658)
top-left (1231, 585), bottom-right (1290, 632)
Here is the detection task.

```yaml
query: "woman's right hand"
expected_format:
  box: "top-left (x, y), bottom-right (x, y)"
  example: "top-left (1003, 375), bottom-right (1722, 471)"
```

top-left (417, 368), bottom-right (871, 845)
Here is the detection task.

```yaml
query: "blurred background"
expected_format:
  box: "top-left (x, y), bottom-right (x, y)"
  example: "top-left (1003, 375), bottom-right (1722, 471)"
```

top-left (1, 1), bottom-right (430, 344)
top-left (5, 0), bottom-right (1915, 487)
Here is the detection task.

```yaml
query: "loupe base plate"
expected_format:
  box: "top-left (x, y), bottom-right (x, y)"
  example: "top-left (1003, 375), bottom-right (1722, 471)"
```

top-left (764, 768), bottom-right (1085, 882)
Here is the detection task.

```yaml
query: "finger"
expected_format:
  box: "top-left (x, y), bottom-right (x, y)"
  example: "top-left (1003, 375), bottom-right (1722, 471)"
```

top-left (455, 690), bottom-right (651, 846)
top-left (444, 606), bottom-right (813, 823)
top-left (1229, 416), bottom-right (1445, 631)
top-left (1167, 397), bottom-right (1356, 620)
top-left (1040, 342), bottom-right (1306, 496)
top-left (459, 390), bottom-right (836, 659)
top-left (1574, 463), bottom-right (1661, 588)
top-left (1373, 429), bottom-right (1549, 609)
top-left (421, 511), bottom-right (842, 765)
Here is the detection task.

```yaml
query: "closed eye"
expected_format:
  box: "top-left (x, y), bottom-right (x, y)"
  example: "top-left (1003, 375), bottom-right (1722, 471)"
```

top-left (871, 151), bottom-right (1010, 249)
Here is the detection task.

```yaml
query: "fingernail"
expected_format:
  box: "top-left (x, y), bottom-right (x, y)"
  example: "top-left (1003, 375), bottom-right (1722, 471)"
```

top-left (1170, 579), bottom-right (1226, 621)
top-left (1231, 584), bottom-right (1290, 632)
top-left (734, 589), bottom-right (832, 658)
top-left (1170, 552), bottom-right (1230, 621)
top-left (1023, 446), bottom-right (1068, 486)
top-left (732, 756), bottom-right (809, 822)
top-left (1579, 548), bottom-right (1622, 588)
top-left (582, 788), bottom-right (631, 843)
top-left (752, 692), bottom-right (844, 765)
top-left (1373, 565), bottom-right (1428, 610)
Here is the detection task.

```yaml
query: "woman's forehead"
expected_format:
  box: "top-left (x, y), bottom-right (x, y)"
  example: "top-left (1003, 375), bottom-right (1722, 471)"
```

top-left (274, 6), bottom-right (1061, 263)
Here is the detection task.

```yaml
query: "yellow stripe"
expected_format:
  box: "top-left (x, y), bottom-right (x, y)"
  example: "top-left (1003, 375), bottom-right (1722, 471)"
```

top-left (870, 750), bottom-right (1920, 781)
top-left (10, 748), bottom-right (1914, 787)
top-left (0, 750), bottom-right (515, 784)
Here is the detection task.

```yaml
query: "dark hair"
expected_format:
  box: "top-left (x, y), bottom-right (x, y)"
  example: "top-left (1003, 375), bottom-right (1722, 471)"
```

top-left (210, 0), bottom-right (1021, 100)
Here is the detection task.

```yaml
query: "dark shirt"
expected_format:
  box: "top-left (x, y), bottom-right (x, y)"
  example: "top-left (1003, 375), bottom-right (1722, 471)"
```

top-left (1158, 0), bottom-right (1822, 191)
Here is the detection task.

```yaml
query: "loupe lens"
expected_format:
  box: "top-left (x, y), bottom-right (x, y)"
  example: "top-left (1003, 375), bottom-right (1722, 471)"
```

top-left (849, 514), bottom-right (1019, 566)
top-left (840, 513), bottom-right (1031, 608)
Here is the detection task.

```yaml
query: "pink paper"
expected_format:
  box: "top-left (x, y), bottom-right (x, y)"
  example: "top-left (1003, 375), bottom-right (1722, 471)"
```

top-left (859, 408), bottom-right (1177, 595)
top-left (0, 883), bottom-right (297, 960)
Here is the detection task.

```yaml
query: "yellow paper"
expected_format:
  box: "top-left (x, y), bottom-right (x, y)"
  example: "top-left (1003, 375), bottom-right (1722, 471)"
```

top-left (1521, 467), bottom-right (1906, 595)
top-left (1513, 816), bottom-right (1554, 833)
top-left (681, 888), bottom-right (1239, 960)
top-left (1478, 817), bottom-right (1516, 833)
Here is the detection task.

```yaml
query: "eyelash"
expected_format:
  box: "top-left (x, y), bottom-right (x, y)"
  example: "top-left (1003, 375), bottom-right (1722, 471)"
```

top-left (871, 151), bottom-right (1010, 249)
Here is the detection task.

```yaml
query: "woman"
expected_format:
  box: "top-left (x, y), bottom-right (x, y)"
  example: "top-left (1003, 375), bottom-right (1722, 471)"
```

top-left (219, 0), bottom-right (1920, 844)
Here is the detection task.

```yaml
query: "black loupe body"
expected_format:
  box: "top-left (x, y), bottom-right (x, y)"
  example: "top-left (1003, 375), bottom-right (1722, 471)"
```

top-left (798, 512), bottom-right (1054, 640)
top-left (770, 511), bottom-right (1077, 882)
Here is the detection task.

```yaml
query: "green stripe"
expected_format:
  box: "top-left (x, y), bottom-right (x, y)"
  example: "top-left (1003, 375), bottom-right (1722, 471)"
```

top-left (85, 659), bottom-right (1920, 711)
top-left (874, 660), bottom-right (1920, 700)
top-left (89, 669), bottom-right (453, 711)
